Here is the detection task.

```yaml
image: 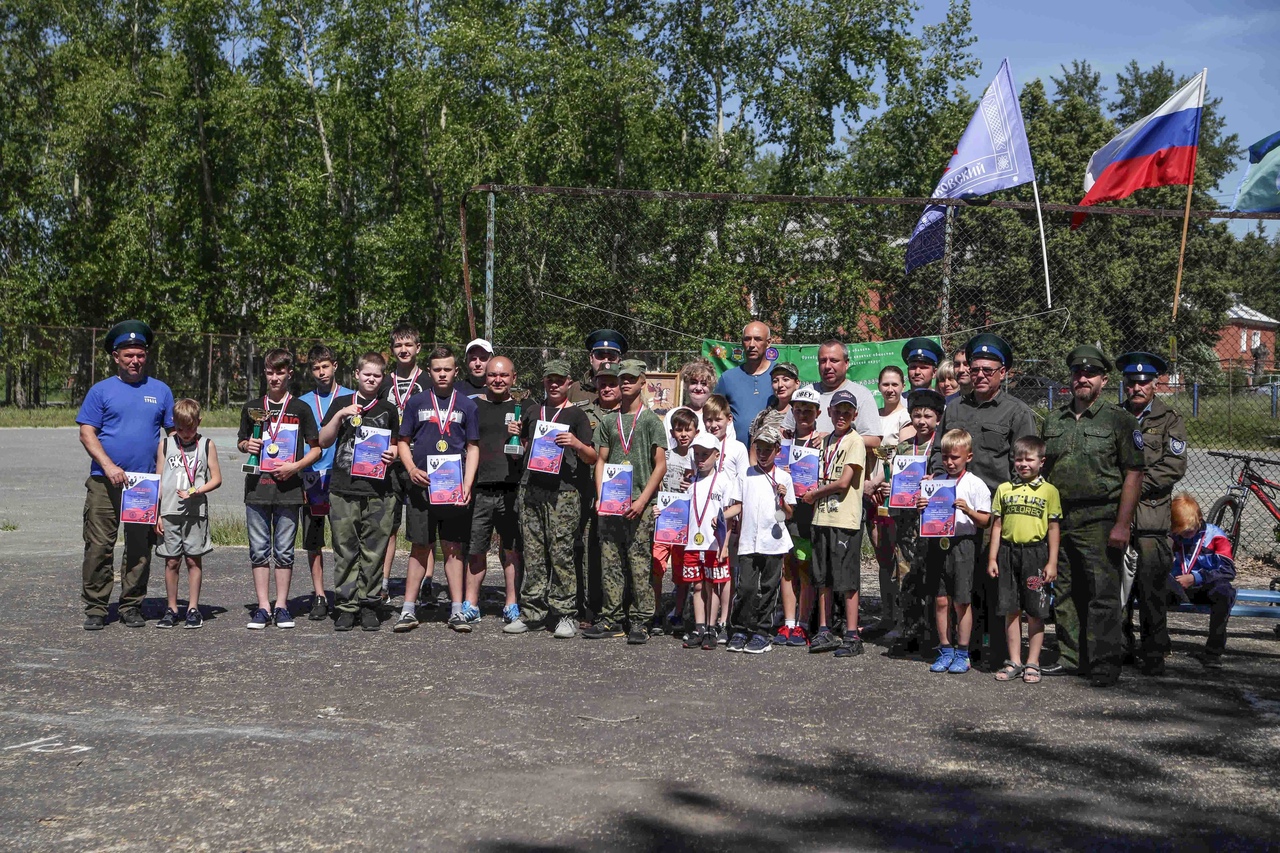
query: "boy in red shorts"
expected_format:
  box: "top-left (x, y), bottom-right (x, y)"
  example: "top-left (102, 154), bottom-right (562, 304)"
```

top-left (679, 432), bottom-right (740, 650)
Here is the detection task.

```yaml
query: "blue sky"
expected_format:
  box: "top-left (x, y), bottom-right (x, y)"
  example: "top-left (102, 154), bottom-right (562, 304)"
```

top-left (953, 0), bottom-right (1280, 215)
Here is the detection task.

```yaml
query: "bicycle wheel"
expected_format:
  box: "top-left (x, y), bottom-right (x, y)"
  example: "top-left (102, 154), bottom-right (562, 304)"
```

top-left (1207, 494), bottom-right (1243, 555)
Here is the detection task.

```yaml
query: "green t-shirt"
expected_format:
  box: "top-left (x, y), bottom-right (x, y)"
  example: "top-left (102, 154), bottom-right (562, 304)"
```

top-left (992, 478), bottom-right (1062, 544)
top-left (594, 408), bottom-right (666, 499)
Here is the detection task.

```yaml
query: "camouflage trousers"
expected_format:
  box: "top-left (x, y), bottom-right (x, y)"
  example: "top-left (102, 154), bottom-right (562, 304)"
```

top-left (519, 486), bottom-right (583, 624)
top-left (598, 504), bottom-right (656, 627)
top-left (329, 492), bottom-right (396, 613)
top-left (1055, 515), bottom-right (1124, 675)
top-left (893, 513), bottom-right (931, 641)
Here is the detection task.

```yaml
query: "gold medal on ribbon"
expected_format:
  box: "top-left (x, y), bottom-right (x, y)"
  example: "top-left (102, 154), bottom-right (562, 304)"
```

top-left (266, 443), bottom-right (280, 457)
top-left (940, 537), bottom-right (951, 551)
top-left (351, 415), bottom-right (362, 427)
top-left (436, 439), bottom-right (449, 452)
top-left (694, 532), bottom-right (706, 546)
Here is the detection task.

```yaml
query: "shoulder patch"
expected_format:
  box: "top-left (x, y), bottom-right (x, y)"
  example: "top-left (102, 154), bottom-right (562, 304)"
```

top-left (1132, 430), bottom-right (1144, 451)
top-left (1170, 437), bottom-right (1186, 456)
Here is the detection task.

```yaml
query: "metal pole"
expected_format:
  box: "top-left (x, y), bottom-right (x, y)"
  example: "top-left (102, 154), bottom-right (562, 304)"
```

top-left (205, 334), bottom-right (213, 408)
top-left (1192, 382), bottom-right (1199, 418)
top-left (1169, 68), bottom-right (1209, 365)
top-left (90, 328), bottom-right (96, 387)
top-left (485, 191), bottom-right (495, 342)
top-left (459, 195), bottom-right (477, 340)
top-left (1272, 382), bottom-right (1277, 419)
top-left (940, 204), bottom-right (954, 338)
top-left (1032, 179), bottom-right (1052, 308)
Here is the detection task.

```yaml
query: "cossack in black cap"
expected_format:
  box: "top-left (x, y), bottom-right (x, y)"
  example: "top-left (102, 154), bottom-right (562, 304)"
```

top-left (1115, 351), bottom-right (1167, 381)
top-left (104, 320), bottom-right (154, 351)
top-left (1066, 344), bottom-right (1113, 372)
top-left (585, 329), bottom-right (628, 354)
top-left (964, 333), bottom-right (1012, 366)
top-left (906, 388), bottom-right (946, 415)
top-left (901, 337), bottom-right (944, 365)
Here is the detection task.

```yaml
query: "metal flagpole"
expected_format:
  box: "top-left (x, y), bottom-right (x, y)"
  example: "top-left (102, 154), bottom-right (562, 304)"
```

top-left (940, 204), bottom-right (954, 337)
top-left (1032, 179), bottom-right (1052, 308)
top-left (1169, 68), bottom-right (1208, 364)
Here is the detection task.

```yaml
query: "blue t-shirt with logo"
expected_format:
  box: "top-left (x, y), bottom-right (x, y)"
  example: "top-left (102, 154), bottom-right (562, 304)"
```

top-left (400, 389), bottom-right (480, 470)
top-left (76, 376), bottom-right (175, 476)
top-left (299, 385), bottom-right (351, 471)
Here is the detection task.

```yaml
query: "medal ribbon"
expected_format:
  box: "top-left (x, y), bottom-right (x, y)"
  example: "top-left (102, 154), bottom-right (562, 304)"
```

top-left (263, 393), bottom-right (291, 444)
top-left (178, 438), bottom-right (200, 490)
top-left (311, 389), bottom-right (336, 426)
top-left (431, 390), bottom-right (457, 436)
top-left (1175, 531), bottom-right (1205, 576)
top-left (763, 464), bottom-right (784, 513)
top-left (353, 393), bottom-right (379, 416)
top-left (690, 468), bottom-right (720, 536)
top-left (391, 367), bottom-right (421, 412)
top-left (821, 435), bottom-right (841, 481)
top-left (541, 401), bottom-right (569, 423)
top-left (616, 411), bottom-right (640, 456)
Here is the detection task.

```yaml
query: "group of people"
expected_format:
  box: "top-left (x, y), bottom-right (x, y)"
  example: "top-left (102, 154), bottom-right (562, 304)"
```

top-left (77, 318), bottom-right (1239, 685)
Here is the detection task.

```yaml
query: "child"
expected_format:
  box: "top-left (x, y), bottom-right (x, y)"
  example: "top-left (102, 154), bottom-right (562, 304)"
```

top-left (655, 406), bottom-right (699, 635)
top-left (679, 432), bottom-right (740, 650)
top-left (505, 359), bottom-right (598, 637)
top-left (803, 389), bottom-right (867, 657)
top-left (237, 349), bottom-right (322, 629)
top-left (728, 426), bottom-right (795, 654)
top-left (154, 399), bottom-right (222, 629)
top-left (1167, 493), bottom-right (1238, 669)
top-left (776, 385), bottom-right (824, 646)
top-left (663, 358), bottom-right (715, 443)
top-left (397, 345), bottom-right (481, 631)
top-left (702, 394), bottom-right (749, 643)
top-left (380, 324), bottom-right (427, 604)
top-left (298, 345), bottom-right (351, 620)
top-left (319, 352), bottom-right (401, 632)
top-left (987, 436), bottom-right (1061, 683)
top-left (588, 359), bottom-right (667, 644)
top-left (919, 428), bottom-right (991, 673)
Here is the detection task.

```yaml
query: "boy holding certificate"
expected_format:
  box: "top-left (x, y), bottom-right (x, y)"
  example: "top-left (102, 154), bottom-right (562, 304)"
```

top-left (237, 349), bottom-right (322, 630)
top-left (918, 428), bottom-right (991, 674)
top-left (504, 360), bottom-right (598, 637)
top-left (319, 352), bottom-right (400, 632)
top-left (802, 390), bottom-right (866, 657)
top-left (299, 344), bottom-right (351, 621)
top-left (702, 394), bottom-right (749, 644)
top-left (397, 345), bottom-right (481, 632)
top-left (379, 324), bottom-right (427, 603)
top-left (654, 406), bottom-right (699, 636)
top-left (679, 432), bottom-right (740, 650)
top-left (776, 386), bottom-right (824, 646)
top-left (587, 360), bottom-right (667, 644)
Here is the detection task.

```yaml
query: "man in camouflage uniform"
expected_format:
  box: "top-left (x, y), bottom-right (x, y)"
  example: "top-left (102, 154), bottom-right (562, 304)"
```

top-left (1041, 345), bottom-right (1145, 687)
top-left (1118, 351), bottom-right (1187, 675)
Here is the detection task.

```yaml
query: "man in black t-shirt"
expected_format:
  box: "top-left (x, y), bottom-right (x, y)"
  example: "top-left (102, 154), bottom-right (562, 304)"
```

top-left (468, 355), bottom-right (524, 623)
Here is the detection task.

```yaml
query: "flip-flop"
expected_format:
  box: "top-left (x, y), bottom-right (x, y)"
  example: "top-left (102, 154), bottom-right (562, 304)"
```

top-left (1023, 664), bottom-right (1042, 684)
top-left (994, 660), bottom-right (1025, 682)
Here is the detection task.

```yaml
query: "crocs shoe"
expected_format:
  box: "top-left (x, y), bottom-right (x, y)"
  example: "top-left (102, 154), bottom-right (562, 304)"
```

top-left (930, 647), bottom-right (956, 673)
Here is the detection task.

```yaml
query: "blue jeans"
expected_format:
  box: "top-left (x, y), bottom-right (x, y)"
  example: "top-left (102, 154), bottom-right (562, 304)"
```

top-left (246, 504), bottom-right (299, 568)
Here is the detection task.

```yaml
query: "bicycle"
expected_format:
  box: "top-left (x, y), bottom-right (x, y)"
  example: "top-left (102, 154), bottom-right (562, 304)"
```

top-left (1206, 450), bottom-right (1280, 590)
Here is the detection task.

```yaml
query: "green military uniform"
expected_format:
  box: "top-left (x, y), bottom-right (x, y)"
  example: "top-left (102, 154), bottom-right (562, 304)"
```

top-left (1041, 346), bottom-right (1145, 681)
top-left (1117, 352), bottom-right (1187, 668)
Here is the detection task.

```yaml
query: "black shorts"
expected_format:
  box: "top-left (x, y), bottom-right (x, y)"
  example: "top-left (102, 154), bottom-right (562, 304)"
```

top-left (810, 525), bottom-right (862, 593)
top-left (301, 511), bottom-right (326, 553)
top-left (389, 464), bottom-right (410, 529)
top-left (469, 486), bottom-right (520, 554)
top-left (996, 539), bottom-right (1052, 619)
top-left (406, 488), bottom-right (472, 546)
top-left (925, 533), bottom-right (979, 604)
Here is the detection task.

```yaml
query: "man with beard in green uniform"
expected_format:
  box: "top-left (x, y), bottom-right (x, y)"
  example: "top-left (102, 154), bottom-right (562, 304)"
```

top-left (1040, 345), bottom-right (1144, 687)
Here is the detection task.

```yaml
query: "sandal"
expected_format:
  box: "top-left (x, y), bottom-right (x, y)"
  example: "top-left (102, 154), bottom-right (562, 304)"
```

top-left (994, 661), bottom-right (1025, 682)
top-left (1022, 664), bottom-right (1042, 684)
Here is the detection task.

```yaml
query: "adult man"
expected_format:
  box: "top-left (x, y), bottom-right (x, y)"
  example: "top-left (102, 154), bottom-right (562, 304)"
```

top-left (714, 321), bottom-right (775, 445)
top-left (1117, 351), bottom-right (1187, 675)
top-left (929, 334), bottom-right (1037, 665)
top-left (468, 355), bottom-right (523, 625)
top-left (902, 337), bottom-right (943, 391)
top-left (948, 345), bottom-right (972, 402)
top-left (810, 340), bottom-right (881, 447)
top-left (1040, 345), bottom-right (1144, 687)
top-left (457, 338), bottom-right (492, 399)
top-left (76, 320), bottom-right (175, 630)
top-left (568, 328), bottom-right (626, 406)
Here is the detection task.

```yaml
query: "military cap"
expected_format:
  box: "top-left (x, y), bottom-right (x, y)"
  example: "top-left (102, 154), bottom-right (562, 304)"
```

top-left (906, 388), bottom-right (947, 415)
top-left (1066, 344), bottom-right (1113, 372)
top-left (595, 362), bottom-right (622, 379)
top-left (585, 329), bottom-right (628, 354)
top-left (618, 359), bottom-right (647, 379)
top-left (105, 320), bottom-right (154, 351)
top-left (542, 358), bottom-right (572, 378)
top-left (770, 361), bottom-right (800, 379)
top-left (964, 333), bottom-right (1012, 366)
top-left (1115, 351), bottom-right (1167, 382)
top-left (901, 337), bottom-right (944, 365)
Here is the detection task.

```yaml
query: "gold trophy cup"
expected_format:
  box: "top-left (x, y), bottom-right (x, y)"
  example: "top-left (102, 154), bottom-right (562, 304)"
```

top-left (873, 446), bottom-right (895, 517)
top-left (241, 407), bottom-right (270, 474)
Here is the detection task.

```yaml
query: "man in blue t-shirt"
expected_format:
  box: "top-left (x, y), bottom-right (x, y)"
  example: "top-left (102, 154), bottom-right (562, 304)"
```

top-left (298, 344), bottom-right (352, 621)
top-left (714, 321), bottom-right (775, 445)
top-left (75, 320), bottom-right (175, 630)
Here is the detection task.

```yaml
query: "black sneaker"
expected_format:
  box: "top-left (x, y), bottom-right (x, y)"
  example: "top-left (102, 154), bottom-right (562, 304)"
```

top-left (334, 611), bottom-right (357, 632)
top-left (1140, 656), bottom-right (1166, 676)
top-left (83, 615), bottom-right (106, 631)
top-left (834, 634), bottom-right (865, 658)
top-left (626, 626), bottom-right (649, 645)
top-left (1197, 650), bottom-right (1225, 669)
top-left (683, 629), bottom-right (703, 649)
top-left (448, 612), bottom-right (473, 633)
top-left (715, 624), bottom-right (728, 645)
top-left (726, 633), bottom-right (748, 652)
top-left (361, 607), bottom-right (381, 632)
top-left (156, 608), bottom-right (178, 629)
top-left (648, 619), bottom-right (666, 636)
top-left (808, 629), bottom-right (840, 653)
top-left (121, 609), bottom-right (146, 628)
top-left (184, 607), bottom-right (203, 629)
top-left (392, 611), bottom-right (419, 633)
top-left (581, 619), bottom-right (625, 639)
top-left (701, 628), bottom-right (716, 651)
top-left (309, 595), bottom-right (329, 621)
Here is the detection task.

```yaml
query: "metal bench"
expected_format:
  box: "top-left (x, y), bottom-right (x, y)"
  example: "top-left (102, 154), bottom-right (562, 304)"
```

top-left (1171, 589), bottom-right (1280, 636)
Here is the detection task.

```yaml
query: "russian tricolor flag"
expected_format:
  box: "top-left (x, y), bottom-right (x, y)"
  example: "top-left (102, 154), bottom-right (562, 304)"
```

top-left (1072, 70), bottom-right (1206, 229)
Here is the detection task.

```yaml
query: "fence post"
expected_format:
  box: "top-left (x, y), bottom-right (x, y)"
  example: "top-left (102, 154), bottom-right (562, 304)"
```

top-left (205, 334), bottom-right (213, 408)
top-left (1272, 382), bottom-right (1278, 419)
top-left (1048, 387), bottom-right (1054, 409)
top-left (939, 205), bottom-right (953, 336)
top-left (90, 330), bottom-right (96, 388)
top-left (485, 191), bottom-right (495, 341)
top-left (247, 336), bottom-right (256, 401)
top-left (1192, 382), bottom-right (1199, 417)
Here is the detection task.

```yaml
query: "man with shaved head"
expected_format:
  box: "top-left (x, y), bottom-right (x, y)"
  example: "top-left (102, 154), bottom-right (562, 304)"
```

top-left (715, 321), bottom-right (776, 445)
top-left (467, 354), bottom-right (524, 624)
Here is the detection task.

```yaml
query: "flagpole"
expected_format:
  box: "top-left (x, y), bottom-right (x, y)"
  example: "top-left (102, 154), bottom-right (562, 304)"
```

top-left (1032, 179), bottom-right (1052, 308)
top-left (1170, 68), bottom-right (1208, 363)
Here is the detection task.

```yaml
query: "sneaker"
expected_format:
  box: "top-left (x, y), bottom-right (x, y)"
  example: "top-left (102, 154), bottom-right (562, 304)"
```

top-left (773, 626), bottom-right (791, 645)
top-left (1140, 655), bottom-right (1166, 676)
top-left (273, 607), bottom-right (295, 629)
top-left (379, 587), bottom-right (390, 604)
top-left (627, 626), bottom-right (649, 645)
top-left (744, 634), bottom-right (773, 654)
top-left (834, 634), bottom-right (865, 658)
top-left (461, 602), bottom-right (483, 627)
top-left (582, 619), bottom-right (625, 639)
top-left (503, 618), bottom-right (530, 634)
top-left (727, 633), bottom-right (748, 652)
top-left (930, 647), bottom-right (956, 673)
top-left (947, 650), bottom-right (971, 674)
top-left (121, 609), bottom-right (146, 628)
top-left (308, 595), bottom-right (329, 621)
top-left (156, 608), bottom-right (178, 629)
top-left (1198, 650), bottom-right (1224, 669)
top-left (392, 611), bottom-right (419, 633)
top-left (553, 617), bottom-right (577, 639)
top-left (701, 628), bottom-right (716, 651)
top-left (361, 607), bottom-right (380, 632)
top-left (184, 607), bottom-right (203, 629)
top-left (648, 619), bottom-right (666, 637)
top-left (83, 615), bottom-right (106, 631)
top-left (448, 612), bottom-right (472, 633)
top-left (683, 629), bottom-right (703, 649)
top-left (334, 610), bottom-right (357, 632)
top-left (502, 603), bottom-right (520, 624)
top-left (808, 629), bottom-right (840, 653)
top-left (667, 611), bottom-right (684, 634)
top-left (715, 624), bottom-right (728, 645)
top-left (247, 608), bottom-right (271, 630)
top-left (788, 626), bottom-right (810, 648)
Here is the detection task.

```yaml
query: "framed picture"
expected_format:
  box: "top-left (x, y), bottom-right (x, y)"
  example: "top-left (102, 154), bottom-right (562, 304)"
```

top-left (643, 372), bottom-right (682, 416)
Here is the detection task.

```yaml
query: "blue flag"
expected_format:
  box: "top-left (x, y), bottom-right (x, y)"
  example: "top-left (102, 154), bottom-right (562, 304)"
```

top-left (906, 59), bottom-right (1036, 273)
top-left (1230, 131), bottom-right (1280, 213)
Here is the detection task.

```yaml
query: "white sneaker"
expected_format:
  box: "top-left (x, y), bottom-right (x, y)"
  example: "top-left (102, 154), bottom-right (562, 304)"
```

top-left (503, 618), bottom-right (530, 634)
top-left (553, 617), bottom-right (576, 639)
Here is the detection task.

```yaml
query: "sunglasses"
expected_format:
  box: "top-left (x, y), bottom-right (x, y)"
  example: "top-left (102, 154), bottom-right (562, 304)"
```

top-left (1071, 366), bottom-right (1106, 377)
top-left (970, 366), bottom-right (1003, 376)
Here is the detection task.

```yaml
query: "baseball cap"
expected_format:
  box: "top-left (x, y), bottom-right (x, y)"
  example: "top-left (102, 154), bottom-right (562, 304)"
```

top-left (542, 359), bottom-right (572, 378)
top-left (791, 387), bottom-right (822, 407)
top-left (618, 359), bottom-right (647, 379)
top-left (465, 338), bottom-right (494, 355)
top-left (754, 425), bottom-right (783, 446)
top-left (830, 389), bottom-right (858, 410)
top-left (770, 361), bottom-right (800, 380)
top-left (691, 432), bottom-right (720, 450)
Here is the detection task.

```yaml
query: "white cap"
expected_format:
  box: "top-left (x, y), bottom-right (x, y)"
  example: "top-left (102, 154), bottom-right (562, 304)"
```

top-left (691, 432), bottom-right (720, 451)
top-left (791, 386), bottom-right (822, 406)
top-left (464, 338), bottom-right (493, 355)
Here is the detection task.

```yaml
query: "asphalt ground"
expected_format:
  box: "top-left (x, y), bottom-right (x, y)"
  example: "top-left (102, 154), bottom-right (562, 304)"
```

top-left (2, 428), bottom-right (1280, 851)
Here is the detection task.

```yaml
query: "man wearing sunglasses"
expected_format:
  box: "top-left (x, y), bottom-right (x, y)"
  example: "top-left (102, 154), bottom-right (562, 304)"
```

top-left (1117, 351), bottom-right (1187, 676)
top-left (1040, 345), bottom-right (1145, 687)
